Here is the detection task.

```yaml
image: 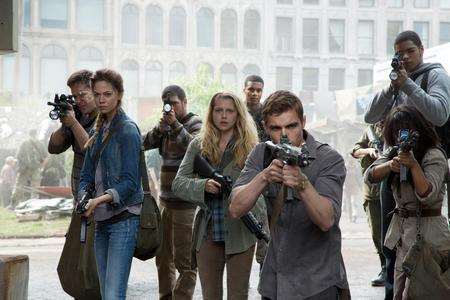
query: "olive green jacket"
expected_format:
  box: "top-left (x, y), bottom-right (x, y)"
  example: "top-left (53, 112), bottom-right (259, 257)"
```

top-left (172, 136), bottom-right (266, 256)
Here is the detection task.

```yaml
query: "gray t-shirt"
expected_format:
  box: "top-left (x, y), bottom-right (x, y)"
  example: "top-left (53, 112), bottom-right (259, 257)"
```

top-left (233, 132), bottom-right (349, 299)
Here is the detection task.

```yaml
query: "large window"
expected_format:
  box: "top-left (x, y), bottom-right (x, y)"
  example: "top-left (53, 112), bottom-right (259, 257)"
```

top-left (358, 20), bottom-right (374, 55)
top-left (413, 22), bottom-right (429, 47)
top-left (304, 0), bottom-right (319, 4)
top-left (121, 60), bottom-right (139, 98)
top-left (146, 5), bottom-right (163, 46)
top-left (40, 45), bottom-right (68, 96)
top-left (441, 0), bottom-right (450, 9)
top-left (386, 21), bottom-right (403, 55)
top-left (276, 17), bottom-right (294, 52)
top-left (2, 55), bottom-right (15, 92)
top-left (358, 69), bottom-right (373, 87)
top-left (359, 0), bottom-right (375, 6)
top-left (414, 0), bottom-right (430, 8)
top-left (276, 67), bottom-right (293, 91)
top-left (144, 61), bottom-right (162, 96)
top-left (77, 0), bottom-right (104, 32)
top-left (329, 0), bottom-right (346, 6)
top-left (388, 0), bottom-right (403, 7)
top-left (169, 7), bottom-right (186, 46)
top-left (278, 0), bottom-right (293, 4)
top-left (303, 19), bottom-right (319, 53)
top-left (329, 68), bottom-right (345, 91)
top-left (329, 19), bottom-right (345, 54)
top-left (20, 46), bottom-right (31, 95)
top-left (169, 62), bottom-right (186, 82)
top-left (197, 63), bottom-right (214, 80)
top-left (302, 68), bottom-right (319, 91)
top-left (221, 10), bottom-right (237, 49)
top-left (242, 64), bottom-right (261, 78)
top-left (440, 22), bottom-right (450, 44)
top-left (244, 10), bottom-right (260, 49)
top-left (23, 0), bottom-right (31, 28)
top-left (197, 8), bottom-right (215, 47)
top-left (77, 47), bottom-right (104, 71)
top-left (220, 64), bottom-right (237, 87)
top-left (122, 4), bottom-right (139, 44)
top-left (40, 0), bottom-right (68, 29)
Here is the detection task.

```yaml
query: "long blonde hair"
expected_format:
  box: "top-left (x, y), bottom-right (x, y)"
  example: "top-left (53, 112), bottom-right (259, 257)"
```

top-left (84, 69), bottom-right (124, 149)
top-left (200, 92), bottom-right (258, 168)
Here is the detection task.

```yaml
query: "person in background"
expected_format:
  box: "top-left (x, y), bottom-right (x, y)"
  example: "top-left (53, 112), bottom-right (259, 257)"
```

top-left (0, 156), bottom-right (17, 208)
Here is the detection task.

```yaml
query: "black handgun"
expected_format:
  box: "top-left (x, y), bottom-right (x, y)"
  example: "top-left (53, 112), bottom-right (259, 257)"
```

top-left (397, 129), bottom-right (419, 182)
top-left (75, 186), bottom-right (94, 243)
top-left (389, 53), bottom-right (403, 81)
top-left (47, 94), bottom-right (81, 121)
top-left (264, 135), bottom-right (313, 200)
top-left (193, 154), bottom-right (270, 243)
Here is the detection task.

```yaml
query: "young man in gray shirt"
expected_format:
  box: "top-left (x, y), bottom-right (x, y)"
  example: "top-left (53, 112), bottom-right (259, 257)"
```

top-left (364, 30), bottom-right (450, 300)
top-left (230, 91), bottom-right (349, 300)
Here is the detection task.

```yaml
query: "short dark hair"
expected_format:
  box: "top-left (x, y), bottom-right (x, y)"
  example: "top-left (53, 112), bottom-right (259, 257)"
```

top-left (244, 75), bottom-right (264, 88)
top-left (162, 85), bottom-right (186, 101)
top-left (383, 105), bottom-right (439, 164)
top-left (394, 30), bottom-right (423, 48)
top-left (67, 70), bottom-right (93, 88)
top-left (262, 90), bottom-right (303, 123)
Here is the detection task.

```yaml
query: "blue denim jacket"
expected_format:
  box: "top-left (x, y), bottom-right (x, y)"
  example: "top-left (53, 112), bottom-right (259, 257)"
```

top-left (79, 110), bottom-right (143, 209)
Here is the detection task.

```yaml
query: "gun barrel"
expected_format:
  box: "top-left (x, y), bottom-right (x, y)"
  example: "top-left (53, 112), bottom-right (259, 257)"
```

top-left (241, 212), bottom-right (270, 243)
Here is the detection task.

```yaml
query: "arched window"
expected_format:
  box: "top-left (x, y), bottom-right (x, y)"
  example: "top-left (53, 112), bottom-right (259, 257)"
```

top-left (77, 0), bottom-right (104, 32)
top-left (144, 61), bottom-right (162, 96)
top-left (169, 7), bottom-right (186, 46)
top-left (146, 5), bottom-right (163, 45)
top-left (197, 62), bottom-right (214, 81)
top-left (121, 59), bottom-right (139, 98)
top-left (242, 64), bottom-right (261, 78)
top-left (23, 0), bottom-right (31, 28)
top-left (40, 0), bottom-right (68, 29)
top-left (221, 64), bottom-right (237, 87)
top-left (77, 47), bottom-right (104, 71)
top-left (20, 45), bottom-right (31, 95)
top-left (197, 8), bottom-right (215, 47)
top-left (169, 62), bottom-right (186, 82)
top-left (40, 45), bottom-right (68, 96)
top-left (244, 10), bottom-right (260, 49)
top-left (221, 9), bottom-right (237, 48)
top-left (122, 4), bottom-right (139, 44)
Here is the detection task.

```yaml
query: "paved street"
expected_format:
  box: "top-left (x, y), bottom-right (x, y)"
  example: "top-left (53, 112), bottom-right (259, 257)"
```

top-left (0, 216), bottom-right (384, 299)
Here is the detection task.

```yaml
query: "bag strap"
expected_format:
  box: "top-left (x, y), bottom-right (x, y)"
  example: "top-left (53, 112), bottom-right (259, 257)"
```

top-left (415, 196), bottom-right (423, 241)
top-left (92, 121), bottom-right (123, 171)
top-left (139, 150), bottom-right (151, 193)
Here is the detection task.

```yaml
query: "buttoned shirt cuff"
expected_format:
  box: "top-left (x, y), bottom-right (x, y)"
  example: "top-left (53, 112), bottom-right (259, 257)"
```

top-left (105, 188), bottom-right (121, 207)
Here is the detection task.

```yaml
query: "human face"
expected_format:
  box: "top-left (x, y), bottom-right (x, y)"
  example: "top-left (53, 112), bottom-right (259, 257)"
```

top-left (243, 81), bottom-right (264, 107)
top-left (165, 95), bottom-right (187, 120)
top-left (212, 97), bottom-right (238, 134)
top-left (70, 82), bottom-right (96, 115)
top-left (93, 81), bottom-right (121, 121)
top-left (264, 109), bottom-right (305, 147)
top-left (394, 40), bottom-right (424, 72)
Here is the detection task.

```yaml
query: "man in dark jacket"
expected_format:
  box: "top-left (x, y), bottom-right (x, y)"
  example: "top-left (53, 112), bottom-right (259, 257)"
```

top-left (143, 85), bottom-right (202, 300)
top-left (48, 69), bottom-right (100, 299)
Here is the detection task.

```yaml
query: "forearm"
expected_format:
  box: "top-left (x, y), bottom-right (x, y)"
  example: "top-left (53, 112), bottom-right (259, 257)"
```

top-left (352, 148), bottom-right (371, 159)
top-left (298, 184), bottom-right (334, 231)
top-left (70, 121), bottom-right (89, 150)
top-left (229, 172), bottom-right (267, 218)
top-left (94, 193), bottom-right (113, 205)
top-left (370, 162), bottom-right (391, 182)
top-left (48, 128), bottom-right (70, 154)
top-left (364, 87), bottom-right (395, 124)
top-left (410, 164), bottom-right (431, 197)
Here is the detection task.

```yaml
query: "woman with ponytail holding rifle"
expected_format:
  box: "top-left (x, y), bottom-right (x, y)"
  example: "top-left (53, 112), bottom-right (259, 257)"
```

top-left (79, 69), bottom-right (143, 299)
top-left (172, 92), bottom-right (265, 299)
top-left (365, 105), bottom-right (450, 299)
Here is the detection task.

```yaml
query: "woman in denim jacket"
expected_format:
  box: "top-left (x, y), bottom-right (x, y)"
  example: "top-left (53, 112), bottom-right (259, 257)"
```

top-left (172, 92), bottom-right (265, 299)
top-left (79, 69), bottom-right (143, 299)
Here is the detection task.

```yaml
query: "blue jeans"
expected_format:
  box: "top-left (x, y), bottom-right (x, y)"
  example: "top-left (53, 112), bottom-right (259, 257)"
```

top-left (94, 215), bottom-right (139, 300)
